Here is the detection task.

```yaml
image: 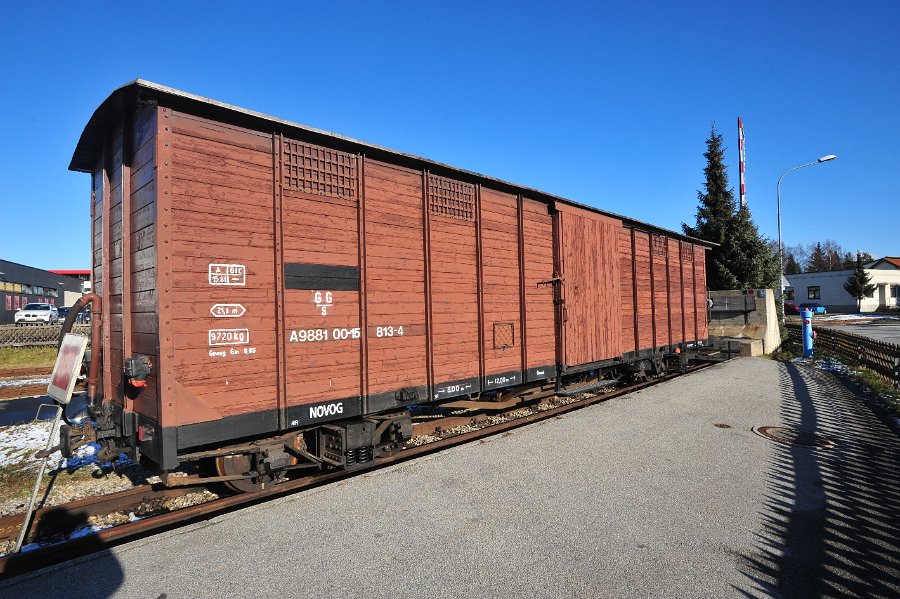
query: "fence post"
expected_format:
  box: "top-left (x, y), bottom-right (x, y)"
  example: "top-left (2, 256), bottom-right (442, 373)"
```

top-left (894, 356), bottom-right (899, 389)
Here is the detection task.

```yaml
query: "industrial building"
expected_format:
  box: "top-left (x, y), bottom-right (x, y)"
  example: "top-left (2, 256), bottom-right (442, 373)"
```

top-left (0, 260), bottom-right (86, 324)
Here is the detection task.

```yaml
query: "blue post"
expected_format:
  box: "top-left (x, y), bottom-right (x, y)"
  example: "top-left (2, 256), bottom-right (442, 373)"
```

top-left (801, 309), bottom-right (814, 358)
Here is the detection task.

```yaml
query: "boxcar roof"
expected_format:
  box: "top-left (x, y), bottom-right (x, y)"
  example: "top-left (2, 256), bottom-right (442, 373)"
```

top-left (70, 79), bottom-right (713, 246)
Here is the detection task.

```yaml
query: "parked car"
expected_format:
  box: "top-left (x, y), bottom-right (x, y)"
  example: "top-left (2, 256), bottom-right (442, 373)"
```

top-left (798, 303), bottom-right (827, 315)
top-left (784, 303), bottom-right (799, 314)
top-left (14, 303), bottom-right (60, 325)
top-left (56, 306), bottom-right (92, 324)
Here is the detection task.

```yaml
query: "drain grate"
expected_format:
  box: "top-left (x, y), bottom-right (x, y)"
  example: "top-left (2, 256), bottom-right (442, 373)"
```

top-left (752, 426), bottom-right (834, 448)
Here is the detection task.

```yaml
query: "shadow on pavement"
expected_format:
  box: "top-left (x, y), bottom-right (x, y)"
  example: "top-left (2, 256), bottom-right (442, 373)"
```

top-left (0, 509), bottom-right (125, 598)
top-left (737, 361), bottom-right (900, 597)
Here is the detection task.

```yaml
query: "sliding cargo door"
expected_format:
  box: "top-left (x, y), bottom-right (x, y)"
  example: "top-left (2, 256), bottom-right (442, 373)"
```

top-left (555, 205), bottom-right (622, 368)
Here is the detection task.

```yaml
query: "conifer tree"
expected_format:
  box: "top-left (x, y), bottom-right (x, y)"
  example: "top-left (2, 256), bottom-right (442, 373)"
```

top-left (683, 125), bottom-right (736, 255)
top-left (843, 253), bottom-right (877, 312)
top-left (841, 252), bottom-right (855, 270)
top-left (784, 252), bottom-right (803, 275)
top-left (683, 125), bottom-right (780, 293)
top-left (806, 242), bottom-right (830, 273)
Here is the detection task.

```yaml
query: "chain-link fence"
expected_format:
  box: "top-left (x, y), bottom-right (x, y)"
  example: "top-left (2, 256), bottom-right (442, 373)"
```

top-left (0, 324), bottom-right (92, 348)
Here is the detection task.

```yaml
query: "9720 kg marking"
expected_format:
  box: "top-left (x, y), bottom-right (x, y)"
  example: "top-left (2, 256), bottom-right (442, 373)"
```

top-left (209, 328), bottom-right (250, 346)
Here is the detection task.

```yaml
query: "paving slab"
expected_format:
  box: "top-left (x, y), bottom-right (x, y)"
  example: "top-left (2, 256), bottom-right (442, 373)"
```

top-left (3, 357), bottom-right (899, 598)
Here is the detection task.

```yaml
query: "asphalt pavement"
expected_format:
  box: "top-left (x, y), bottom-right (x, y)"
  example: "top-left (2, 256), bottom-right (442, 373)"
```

top-left (3, 357), bottom-right (899, 598)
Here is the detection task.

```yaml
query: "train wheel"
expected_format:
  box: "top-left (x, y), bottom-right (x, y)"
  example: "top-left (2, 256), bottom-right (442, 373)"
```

top-left (215, 453), bottom-right (272, 493)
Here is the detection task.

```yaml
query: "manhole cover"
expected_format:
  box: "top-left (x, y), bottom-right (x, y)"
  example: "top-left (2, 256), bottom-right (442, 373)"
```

top-left (752, 426), bottom-right (834, 448)
top-left (713, 423), bottom-right (732, 429)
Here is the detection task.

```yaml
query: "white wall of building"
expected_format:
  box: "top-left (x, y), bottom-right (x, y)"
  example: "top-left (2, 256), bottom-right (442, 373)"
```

top-left (786, 269), bottom-right (900, 313)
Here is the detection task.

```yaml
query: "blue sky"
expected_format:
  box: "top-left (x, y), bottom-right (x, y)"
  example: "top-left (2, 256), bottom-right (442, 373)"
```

top-left (1, 1), bottom-right (897, 270)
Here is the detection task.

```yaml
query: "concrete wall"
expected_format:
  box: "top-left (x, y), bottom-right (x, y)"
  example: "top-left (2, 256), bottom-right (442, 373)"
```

top-left (785, 269), bottom-right (900, 313)
top-left (709, 289), bottom-right (780, 354)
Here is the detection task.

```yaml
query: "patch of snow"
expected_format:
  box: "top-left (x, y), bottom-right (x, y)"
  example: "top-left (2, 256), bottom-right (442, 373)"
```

top-left (0, 421), bottom-right (132, 472)
top-left (68, 523), bottom-right (113, 540)
top-left (0, 422), bottom-right (61, 469)
top-left (0, 377), bottom-right (51, 389)
top-left (127, 511), bottom-right (141, 522)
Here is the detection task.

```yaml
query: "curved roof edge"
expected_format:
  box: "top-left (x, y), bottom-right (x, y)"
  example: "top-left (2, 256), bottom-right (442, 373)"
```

top-left (70, 79), bottom-right (715, 247)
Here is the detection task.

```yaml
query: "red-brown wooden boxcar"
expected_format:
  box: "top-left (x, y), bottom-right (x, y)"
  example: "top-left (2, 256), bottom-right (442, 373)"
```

top-left (64, 80), bottom-right (710, 484)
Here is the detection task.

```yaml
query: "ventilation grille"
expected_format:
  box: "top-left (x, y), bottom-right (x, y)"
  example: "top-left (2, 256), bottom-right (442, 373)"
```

top-left (680, 243), bottom-right (694, 262)
top-left (283, 140), bottom-right (357, 200)
top-left (652, 235), bottom-right (668, 257)
top-left (428, 174), bottom-right (475, 221)
top-left (493, 323), bottom-right (515, 349)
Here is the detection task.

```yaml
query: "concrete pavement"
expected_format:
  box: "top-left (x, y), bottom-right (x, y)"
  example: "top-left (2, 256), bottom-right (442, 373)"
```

top-left (3, 357), bottom-right (899, 598)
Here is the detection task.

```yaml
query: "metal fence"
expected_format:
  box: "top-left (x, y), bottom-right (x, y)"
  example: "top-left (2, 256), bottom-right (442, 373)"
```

top-left (0, 324), bottom-right (92, 348)
top-left (786, 322), bottom-right (900, 388)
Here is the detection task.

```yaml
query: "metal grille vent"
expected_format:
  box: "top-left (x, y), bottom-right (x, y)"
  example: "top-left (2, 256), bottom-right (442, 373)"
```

top-left (680, 243), bottom-right (694, 262)
top-left (283, 140), bottom-right (357, 200)
top-left (493, 323), bottom-right (515, 349)
top-left (428, 174), bottom-right (475, 221)
top-left (652, 235), bottom-right (667, 257)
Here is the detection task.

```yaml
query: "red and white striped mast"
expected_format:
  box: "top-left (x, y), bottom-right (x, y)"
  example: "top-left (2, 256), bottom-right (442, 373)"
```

top-left (738, 117), bottom-right (746, 209)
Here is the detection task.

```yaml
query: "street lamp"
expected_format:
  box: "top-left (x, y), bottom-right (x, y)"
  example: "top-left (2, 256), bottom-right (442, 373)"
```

top-left (776, 154), bottom-right (837, 313)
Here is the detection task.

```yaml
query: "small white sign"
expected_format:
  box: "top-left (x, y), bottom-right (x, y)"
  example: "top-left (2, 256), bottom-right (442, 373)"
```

top-left (208, 263), bottom-right (246, 286)
top-left (209, 328), bottom-right (250, 346)
top-left (48, 334), bottom-right (89, 405)
top-left (210, 303), bottom-right (247, 318)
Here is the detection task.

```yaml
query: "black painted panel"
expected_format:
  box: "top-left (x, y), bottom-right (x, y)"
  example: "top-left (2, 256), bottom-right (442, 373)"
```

top-left (285, 263), bottom-right (359, 291)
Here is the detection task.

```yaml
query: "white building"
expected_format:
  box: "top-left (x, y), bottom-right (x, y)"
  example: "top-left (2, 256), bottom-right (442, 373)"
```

top-left (785, 257), bottom-right (900, 313)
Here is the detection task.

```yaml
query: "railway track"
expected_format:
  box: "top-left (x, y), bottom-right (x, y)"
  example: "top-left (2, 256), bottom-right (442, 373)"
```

top-left (0, 384), bottom-right (50, 402)
top-left (0, 363), bottom-right (712, 578)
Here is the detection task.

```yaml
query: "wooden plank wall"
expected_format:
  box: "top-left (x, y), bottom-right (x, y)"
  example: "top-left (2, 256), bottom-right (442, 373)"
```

top-left (427, 175), bottom-right (480, 387)
top-left (363, 162), bottom-right (428, 396)
top-left (668, 237), bottom-right (683, 344)
top-left (618, 226), bottom-right (635, 353)
top-left (166, 111), bottom-right (278, 424)
top-left (128, 105), bottom-right (159, 419)
top-left (695, 246), bottom-right (708, 340)
top-left (521, 198), bottom-right (556, 373)
top-left (281, 140), bottom-right (361, 405)
top-left (633, 230), bottom-right (653, 351)
top-left (682, 242), bottom-right (696, 341)
top-left (558, 206), bottom-right (622, 366)
top-left (91, 148), bottom-right (108, 401)
top-left (107, 125), bottom-right (125, 405)
top-left (651, 234), bottom-right (670, 348)
top-left (480, 188), bottom-right (522, 378)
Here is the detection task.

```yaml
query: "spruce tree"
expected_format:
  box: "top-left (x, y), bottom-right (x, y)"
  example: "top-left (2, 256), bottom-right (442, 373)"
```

top-left (843, 253), bottom-right (877, 312)
top-left (683, 125), bottom-right (736, 257)
top-left (784, 252), bottom-right (803, 275)
top-left (683, 125), bottom-right (780, 292)
top-left (806, 243), bottom-right (829, 273)
top-left (842, 251), bottom-right (855, 270)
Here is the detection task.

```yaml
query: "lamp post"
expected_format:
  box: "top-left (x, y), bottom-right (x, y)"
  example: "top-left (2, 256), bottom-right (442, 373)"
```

top-left (777, 154), bottom-right (837, 314)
